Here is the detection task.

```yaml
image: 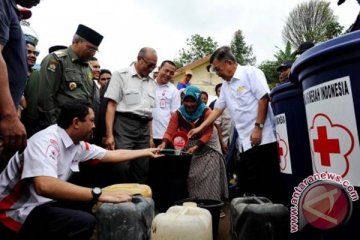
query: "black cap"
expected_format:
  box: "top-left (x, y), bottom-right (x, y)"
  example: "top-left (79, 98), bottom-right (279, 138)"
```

top-left (75, 24), bottom-right (103, 47)
top-left (293, 42), bottom-right (314, 56)
top-left (48, 45), bottom-right (67, 53)
top-left (276, 61), bottom-right (293, 71)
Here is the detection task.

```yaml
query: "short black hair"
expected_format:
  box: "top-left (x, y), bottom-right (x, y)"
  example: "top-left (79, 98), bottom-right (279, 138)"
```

top-left (215, 83), bottom-right (222, 92)
top-left (57, 100), bottom-right (92, 129)
top-left (210, 46), bottom-right (236, 64)
top-left (160, 60), bottom-right (176, 69)
top-left (100, 69), bottom-right (112, 76)
top-left (201, 91), bottom-right (208, 98)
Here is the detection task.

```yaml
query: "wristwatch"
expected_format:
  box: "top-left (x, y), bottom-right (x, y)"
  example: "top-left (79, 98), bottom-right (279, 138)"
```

top-left (91, 187), bottom-right (102, 203)
top-left (255, 122), bottom-right (264, 129)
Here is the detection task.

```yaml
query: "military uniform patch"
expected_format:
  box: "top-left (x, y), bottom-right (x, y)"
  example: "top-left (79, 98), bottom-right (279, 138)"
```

top-left (47, 64), bottom-right (56, 72)
top-left (69, 82), bottom-right (77, 90)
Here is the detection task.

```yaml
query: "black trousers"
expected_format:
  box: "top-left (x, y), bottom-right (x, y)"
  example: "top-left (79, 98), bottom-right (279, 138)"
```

top-left (237, 142), bottom-right (286, 204)
top-left (112, 114), bottom-right (150, 183)
top-left (0, 201), bottom-right (96, 240)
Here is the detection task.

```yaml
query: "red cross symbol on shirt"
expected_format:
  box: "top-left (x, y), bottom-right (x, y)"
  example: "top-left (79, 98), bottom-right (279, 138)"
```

top-left (278, 143), bottom-right (284, 157)
top-left (313, 126), bottom-right (340, 167)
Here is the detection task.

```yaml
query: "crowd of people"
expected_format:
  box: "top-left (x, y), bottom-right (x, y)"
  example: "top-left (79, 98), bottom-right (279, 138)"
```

top-left (0, 1), bottom-right (317, 239)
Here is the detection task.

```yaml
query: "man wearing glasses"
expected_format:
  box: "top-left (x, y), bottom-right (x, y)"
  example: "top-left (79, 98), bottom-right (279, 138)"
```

top-left (189, 46), bottom-right (285, 204)
top-left (104, 47), bottom-right (157, 184)
top-left (37, 24), bottom-right (103, 129)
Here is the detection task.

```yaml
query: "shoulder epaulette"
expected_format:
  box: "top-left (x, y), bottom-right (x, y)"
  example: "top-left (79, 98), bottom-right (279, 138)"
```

top-left (53, 49), bottom-right (67, 58)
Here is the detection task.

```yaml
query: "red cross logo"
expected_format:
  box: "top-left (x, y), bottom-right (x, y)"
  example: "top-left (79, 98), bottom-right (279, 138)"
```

top-left (309, 113), bottom-right (354, 177)
top-left (278, 143), bottom-right (283, 157)
top-left (276, 132), bottom-right (288, 171)
top-left (313, 126), bottom-right (340, 167)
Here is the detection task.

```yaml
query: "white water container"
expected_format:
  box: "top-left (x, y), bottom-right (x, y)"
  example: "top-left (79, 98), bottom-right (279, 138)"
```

top-left (151, 202), bottom-right (212, 240)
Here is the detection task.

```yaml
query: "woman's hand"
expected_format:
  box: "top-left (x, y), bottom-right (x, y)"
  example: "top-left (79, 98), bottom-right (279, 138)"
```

top-left (187, 145), bottom-right (198, 154)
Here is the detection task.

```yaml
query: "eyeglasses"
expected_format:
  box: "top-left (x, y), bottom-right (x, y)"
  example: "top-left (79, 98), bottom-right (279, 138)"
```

top-left (141, 57), bottom-right (157, 70)
top-left (100, 77), bottom-right (111, 81)
top-left (79, 39), bottom-right (98, 53)
top-left (210, 60), bottom-right (228, 74)
top-left (27, 49), bottom-right (40, 57)
top-left (86, 45), bottom-right (98, 53)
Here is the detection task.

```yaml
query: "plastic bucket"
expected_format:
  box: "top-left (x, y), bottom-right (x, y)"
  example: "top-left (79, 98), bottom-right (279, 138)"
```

top-left (270, 82), bottom-right (313, 206)
top-left (292, 31), bottom-right (360, 239)
top-left (176, 198), bottom-right (224, 240)
top-left (148, 153), bottom-right (192, 212)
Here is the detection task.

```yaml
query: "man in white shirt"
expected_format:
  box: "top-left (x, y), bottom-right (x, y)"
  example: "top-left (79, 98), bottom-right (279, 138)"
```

top-left (189, 46), bottom-right (284, 203)
top-left (151, 60), bottom-right (180, 146)
top-left (148, 60), bottom-right (181, 212)
top-left (0, 100), bottom-right (160, 239)
top-left (104, 47), bottom-right (157, 183)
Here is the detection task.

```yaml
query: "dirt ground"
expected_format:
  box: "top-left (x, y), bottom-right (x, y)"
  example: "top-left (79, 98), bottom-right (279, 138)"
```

top-left (217, 201), bottom-right (231, 240)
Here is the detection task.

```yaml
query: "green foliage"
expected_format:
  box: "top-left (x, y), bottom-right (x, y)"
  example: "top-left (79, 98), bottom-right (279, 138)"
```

top-left (282, 0), bottom-right (344, 48)
top-left (258, 60), bottom-right (279, 88)
top-left (259, 42), bottom-right (296, 88)
top-left (230, 30), bottom-right (256, 65)
top-left (174, 34), bottom-right (218, 68)
top-left (273, 42), bottom-right (296, 63)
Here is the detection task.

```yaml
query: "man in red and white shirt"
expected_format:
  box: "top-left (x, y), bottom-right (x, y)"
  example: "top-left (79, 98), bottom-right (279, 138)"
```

top-left (0, 100), bottom-right (160, 239)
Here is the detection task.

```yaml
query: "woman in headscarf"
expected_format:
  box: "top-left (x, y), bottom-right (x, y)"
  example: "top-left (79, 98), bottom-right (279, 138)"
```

top-left (159, 86), bottom-right (228, 201)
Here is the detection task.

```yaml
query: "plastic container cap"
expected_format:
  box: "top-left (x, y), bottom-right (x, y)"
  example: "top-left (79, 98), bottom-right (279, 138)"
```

top-left (183, 202), bottom-right (197, 207)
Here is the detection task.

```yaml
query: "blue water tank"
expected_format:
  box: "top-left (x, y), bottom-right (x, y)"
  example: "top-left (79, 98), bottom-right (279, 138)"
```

top-left (292, 31), bottom-right (360, 239)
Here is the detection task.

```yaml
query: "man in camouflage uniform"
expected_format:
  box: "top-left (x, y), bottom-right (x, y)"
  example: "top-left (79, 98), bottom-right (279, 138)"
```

top-left (37, 24), bottom-right (103, 128)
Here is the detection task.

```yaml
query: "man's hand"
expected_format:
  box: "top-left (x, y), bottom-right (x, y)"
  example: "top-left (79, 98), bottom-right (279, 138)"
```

top-left (104, 135), bottom-right (115, 150)
top-left (145, 148), bottom-right (163, 158)
top-left (0, 114), bottom-right (27, 150)
top-left (149, 137), bottom-right (155, 148)
top-left (99, 190), bottom-right (132, 203)
top-left (250, 127), bottom-right (262, 146)
top-left (188, 127), bottom-right (201, 138)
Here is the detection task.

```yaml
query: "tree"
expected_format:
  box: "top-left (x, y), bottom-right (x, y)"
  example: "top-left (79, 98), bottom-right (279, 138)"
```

top-left (273, 42), bottom-right (296, 64)
top-left (258, 60), bottom-right (279, 88)
top-left (230, 30), bottom-right (256, 65)
top-left (258, 42), bottom-right (296, 88)
top-left (282, 0), bottom-right (344, 48)
top-left (174, 34), bottom-right (218, 67)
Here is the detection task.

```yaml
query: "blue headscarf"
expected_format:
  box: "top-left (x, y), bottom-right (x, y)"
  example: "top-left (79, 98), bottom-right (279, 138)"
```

top-left (178, 86), bottom-right (206, 122)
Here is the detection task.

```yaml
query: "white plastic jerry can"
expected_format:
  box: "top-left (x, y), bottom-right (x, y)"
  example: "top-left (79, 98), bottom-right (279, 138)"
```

top-left (151, 202), bottom-right (212, 240)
